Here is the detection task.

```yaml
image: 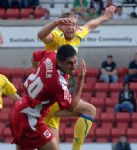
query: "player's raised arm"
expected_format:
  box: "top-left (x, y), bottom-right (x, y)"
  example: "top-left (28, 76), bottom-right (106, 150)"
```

top-left (10, 93), bottom-right (21, 101)
top-left (71, 59), bottom-right (86, 108)
top-left (84, 5), bottom-right (116, 32)
top-left (38, 17), bottom-right (76, 44)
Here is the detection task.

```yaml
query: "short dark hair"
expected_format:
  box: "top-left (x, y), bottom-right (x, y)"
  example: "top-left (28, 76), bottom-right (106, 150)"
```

top-left (56, 45), bottom-right (77, 61)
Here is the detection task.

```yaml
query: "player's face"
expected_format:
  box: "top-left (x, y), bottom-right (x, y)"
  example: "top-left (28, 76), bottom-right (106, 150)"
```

top-left (60, 55), bottom-right (78, 75)
top-left (61, 19), bottom-right (77, 40)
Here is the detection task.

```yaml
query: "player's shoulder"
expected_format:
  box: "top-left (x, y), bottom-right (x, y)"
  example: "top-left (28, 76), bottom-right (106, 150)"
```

top-left (76, 26), bottom-right (83, 32)
top-left (0, 74), bottom-right (8, 87)
top-left (0, 74), bottom-right (8, 80)
top-left (45, 50), bottom-right (56, 58)
top-left (76, 26), bottom-right (87, 32)
top-left (41, 51), bottom-right (56, 68)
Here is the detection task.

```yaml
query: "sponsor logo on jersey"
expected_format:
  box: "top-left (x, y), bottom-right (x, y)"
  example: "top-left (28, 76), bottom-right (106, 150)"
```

top-left (44, 58), bottom-right (53, 78)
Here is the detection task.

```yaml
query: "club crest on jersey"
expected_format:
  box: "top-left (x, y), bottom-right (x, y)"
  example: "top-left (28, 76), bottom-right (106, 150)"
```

top-left (44, 58), bottom-right (53, 78)
top-left (43, 130), bottom-right (51, 139)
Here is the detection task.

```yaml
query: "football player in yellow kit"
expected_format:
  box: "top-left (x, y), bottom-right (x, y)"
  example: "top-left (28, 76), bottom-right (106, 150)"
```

top-left (0, 74), bottom-right (21, 150)
top-left (0, 74), bottom-right (21, 109)
top-left (36, 5), bottom-right (116, 150)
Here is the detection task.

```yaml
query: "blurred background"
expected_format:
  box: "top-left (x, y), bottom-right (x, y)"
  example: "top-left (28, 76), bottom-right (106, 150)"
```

top-left (0, 0), bottom-right (137, 149)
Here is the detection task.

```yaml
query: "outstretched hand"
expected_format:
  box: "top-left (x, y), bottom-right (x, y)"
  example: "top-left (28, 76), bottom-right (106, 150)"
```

top-left (104, 5), bottom-right (117, 20)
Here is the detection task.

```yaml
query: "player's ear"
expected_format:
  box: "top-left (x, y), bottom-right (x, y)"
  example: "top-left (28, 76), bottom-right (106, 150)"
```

top-left (57, 59), bottom-right (62, 67)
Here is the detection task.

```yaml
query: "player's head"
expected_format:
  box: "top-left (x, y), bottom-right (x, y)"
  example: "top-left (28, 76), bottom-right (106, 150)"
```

top-left (61, 12), bottom-right (76, 18)
top-left (59, 12), bottom-right (77, 40)
top-left (57, 45), bottom-right (77, 75)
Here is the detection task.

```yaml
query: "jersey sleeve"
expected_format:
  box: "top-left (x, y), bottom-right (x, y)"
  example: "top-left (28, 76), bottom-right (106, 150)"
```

top-left (45, 29), bottom-right (61, 51)
top-left (33, 50), bottom-right (46, 62)
top-left (75, 26), bottom-right (89, 40)
top-left (55, 79), bottom-right (72, 109)
top-left (2, 75), bottom-right (17, 96)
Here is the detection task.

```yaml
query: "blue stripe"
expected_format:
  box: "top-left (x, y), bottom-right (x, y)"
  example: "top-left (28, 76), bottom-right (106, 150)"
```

top-left (80, 113), bottom-right (94, 122)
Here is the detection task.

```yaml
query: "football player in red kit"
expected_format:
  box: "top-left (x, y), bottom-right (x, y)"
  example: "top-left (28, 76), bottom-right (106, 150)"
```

top-left (10, 45), bottom-right (96, 150)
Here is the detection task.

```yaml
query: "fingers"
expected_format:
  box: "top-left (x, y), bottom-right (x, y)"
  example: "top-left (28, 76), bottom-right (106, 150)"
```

top-left (104, 5), bottom-right (117, 19)
top-left (110, 5), bottom-right (117, 13)
top-left (58, 17), bottom-right (76, 26)
top-left (106, 5), bottom-right (117, 14)
top-left (81, 59), bottom-right (86, 70)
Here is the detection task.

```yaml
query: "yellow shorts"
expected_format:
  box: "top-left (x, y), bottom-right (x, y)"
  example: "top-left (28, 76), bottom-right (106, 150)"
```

top-left (43, 102), bottom-right (60, 129)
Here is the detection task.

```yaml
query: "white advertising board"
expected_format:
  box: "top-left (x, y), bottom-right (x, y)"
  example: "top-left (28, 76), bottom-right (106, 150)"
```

top-left (0, 25), bottom-right (137, 48)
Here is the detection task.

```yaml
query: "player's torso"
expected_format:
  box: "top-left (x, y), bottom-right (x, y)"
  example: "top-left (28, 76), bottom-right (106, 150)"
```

top-left (0, 74), bottom-right (6, 96)
top-left (23, 52), bottom-right (61, 109)
top-left (45, 30), bottom-right (80, 52)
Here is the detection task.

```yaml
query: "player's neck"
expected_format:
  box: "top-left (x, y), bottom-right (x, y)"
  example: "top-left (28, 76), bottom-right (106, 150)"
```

top-left (57, 65), bottom-right (65, 74)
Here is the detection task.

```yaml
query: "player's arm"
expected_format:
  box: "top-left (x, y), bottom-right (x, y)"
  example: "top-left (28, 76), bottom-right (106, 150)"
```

top-left (71, 59), bottom-right (86, 108)
top-left (57, 59), bottom-right (86, 110)
top-left (54, 59), bottom-right (86, 117)
top-left (38, 18), bottom-right (76, 44)
top-left (3, 75), bottom-right (21, 101)
top-left (10, 93), bottom-right (21, 101)
top-left (38, 21), bottom-right (58, 43)
top-left (31, 57), bottom-right (39, 68)
top-left (84, 5), bottom-right (116, 32)
top-left (31, 50), bottom-right (46, 68)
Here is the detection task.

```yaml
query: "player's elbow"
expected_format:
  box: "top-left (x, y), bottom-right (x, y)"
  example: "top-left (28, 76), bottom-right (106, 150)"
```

top-left (38, 31), bottom-right (43, 40)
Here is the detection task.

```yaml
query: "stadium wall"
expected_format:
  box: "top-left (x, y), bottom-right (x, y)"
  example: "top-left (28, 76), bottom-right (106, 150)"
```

top-left (0, 47), bottom-right (137, 68)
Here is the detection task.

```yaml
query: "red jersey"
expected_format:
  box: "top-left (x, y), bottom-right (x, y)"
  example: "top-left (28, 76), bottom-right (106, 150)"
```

top-left (24, 50), bottom-right (72, 111)
top-left (10, 52), bottom-right (73, 149)
top-left (13, 51), bottom-right (72, 132)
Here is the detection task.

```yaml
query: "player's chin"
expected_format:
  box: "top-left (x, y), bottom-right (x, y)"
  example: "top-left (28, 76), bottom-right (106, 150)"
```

top-left (65, 34), bottom-right (74, 40)
top-left (69, 70), bottom-right (75, 76)
top-left (72, 70), bottom-right (75, 75)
